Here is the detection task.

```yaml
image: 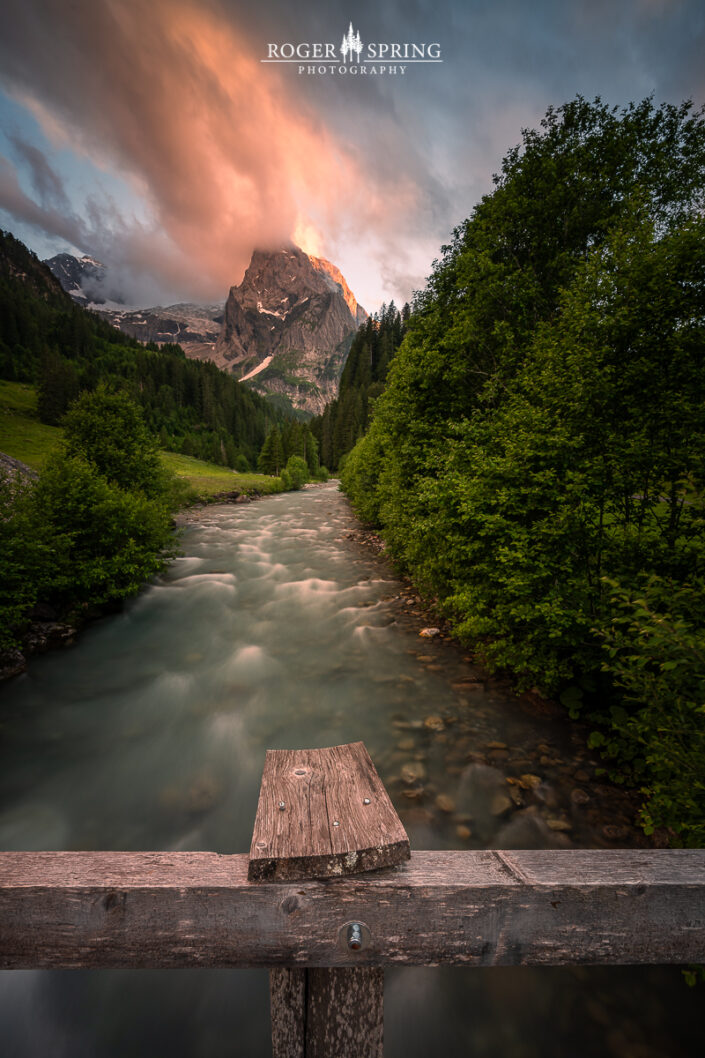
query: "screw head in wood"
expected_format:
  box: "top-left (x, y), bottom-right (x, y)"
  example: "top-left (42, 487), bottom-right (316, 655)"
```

top-left (332, 820), bottom-right (340, 827)
top-left (338, 919), bottom-right (372, 953)
top-left (348, 923), bottom-right (363, 950)
top-left (363, 798), bottom-right (371, 805)
top-left (278, 801), bottom-right (286, 811)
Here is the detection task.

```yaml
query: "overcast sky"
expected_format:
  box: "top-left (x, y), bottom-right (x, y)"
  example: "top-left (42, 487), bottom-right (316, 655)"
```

top-left (0, 0), bottom-right (703, 311)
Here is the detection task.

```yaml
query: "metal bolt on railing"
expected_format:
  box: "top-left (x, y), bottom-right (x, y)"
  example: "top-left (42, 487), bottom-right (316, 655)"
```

top-left (347, 923), bottom-right (363, 951)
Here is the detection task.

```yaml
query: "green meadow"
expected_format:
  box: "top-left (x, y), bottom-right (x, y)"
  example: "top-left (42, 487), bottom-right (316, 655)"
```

top-left (0, 381), bottom-right (282, 500)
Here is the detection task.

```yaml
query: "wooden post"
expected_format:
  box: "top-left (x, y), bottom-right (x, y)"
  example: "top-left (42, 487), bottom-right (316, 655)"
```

top-left (249, 742), bottom-right (409, 1058)
top-left (270, 968), bottom-right (306, 1058)
top-left (269, 967), bottom-right (384, 1058)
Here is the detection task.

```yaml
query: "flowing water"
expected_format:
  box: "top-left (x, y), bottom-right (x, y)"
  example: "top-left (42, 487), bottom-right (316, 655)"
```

top-left (0, 483), bottom-right (701, 1057)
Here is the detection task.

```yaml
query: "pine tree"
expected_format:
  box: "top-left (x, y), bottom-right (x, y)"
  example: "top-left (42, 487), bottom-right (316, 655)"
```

top-left (258, 427), bottom-right (285, 475)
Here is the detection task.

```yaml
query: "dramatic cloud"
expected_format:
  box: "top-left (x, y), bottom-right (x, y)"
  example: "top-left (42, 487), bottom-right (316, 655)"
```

top-left (0, 153), bottom-right (83, 247)
top-left (0, 0), bottom-right (703, 309)
top-left (7, 133), bottom-right (70, 211)
top-left (0, 0), bottom-right (432, 306)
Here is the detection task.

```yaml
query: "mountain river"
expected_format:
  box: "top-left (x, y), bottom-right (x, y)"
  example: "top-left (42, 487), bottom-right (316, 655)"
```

top-left (0, 482), bottom-right (701, 1057)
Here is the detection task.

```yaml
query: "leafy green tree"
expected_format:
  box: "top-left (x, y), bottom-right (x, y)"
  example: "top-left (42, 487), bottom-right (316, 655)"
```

top-left (418, 210), bottom-right (705, 689)
top-left (62, 385), bottom-right (165, 498)
top-left (31, 451), bottom-right (173, 610)
top-left (0, 471), bottom-right (47, 648)
top-left (597, 577), bottom-right (705, 847)
top-left (284, 454), bottom-right (308, 490)
top-left (341, 97), bottom-right (705, 843)
top-left (303, 428), bottom-right (319, 474)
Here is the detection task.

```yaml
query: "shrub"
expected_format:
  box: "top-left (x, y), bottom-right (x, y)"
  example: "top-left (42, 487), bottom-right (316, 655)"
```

top-left (0, 471), bottom-right (46, 648)
top-left (284, 455), bottom-right (308, 491)
top-left (31, 451), bottom-right (173, 611)
top-left (596, 577), bottom-right (705, 846)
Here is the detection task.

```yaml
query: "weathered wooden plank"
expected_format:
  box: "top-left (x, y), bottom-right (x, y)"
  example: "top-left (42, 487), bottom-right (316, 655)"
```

top-left (270, 968), bottom-right (306, 1058)
top-left (306, 968), bottom-right (383, 1058)
top-left (248, 742), bottom-right (410, 881)
top-left (269, 968), bottom-right (384, 1058)
top-left (1, 850), bottom-right (703, 968)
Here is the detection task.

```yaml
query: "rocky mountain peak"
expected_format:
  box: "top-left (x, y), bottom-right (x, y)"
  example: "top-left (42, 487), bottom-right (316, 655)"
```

top-left (308, 253), bottom-right (366, 323)
top-left (44, 252), bottom-right (112, 304)
top-left (234, 245), bottom-right (364, 323)
top-left (214, 245), bottom-right (367, 415)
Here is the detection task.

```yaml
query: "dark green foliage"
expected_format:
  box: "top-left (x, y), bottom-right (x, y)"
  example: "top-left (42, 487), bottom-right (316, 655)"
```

top-left (423, 213), bottom-right (705, 691)
top-left (342, 97), bottom-right (705, 843)
top-left (37, 350), bottom-right (80, 425)
top-left (0, 472), bottom-right (47, 649)
top-left (278, 419), bottom-right (320, 473)
top-left (257, 420), bottom-right (317, 476)
top-left (310, 302), bottom-right (408, 470)
top-left (31, 451), bottom-right (173, 611)
top-left (282, 454), bottom-right (308, 491)
top-left (62, 385), bottom-right (164, 497)
top-left (0, 229), bottom-right (283, 467)
top-left (258, 427), bottom-right (285, 475)
top-left (258, 425), bottom-right (314, 488)
top-left (0, 390), bottom-right (174, 649)
top-left (596, 577), bottom-right (705, 847)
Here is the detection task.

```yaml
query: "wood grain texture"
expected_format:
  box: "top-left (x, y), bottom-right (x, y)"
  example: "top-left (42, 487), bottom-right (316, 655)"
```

top-left (270, 968), bottom-right (384, 1058)
top-left (270, 968), bottom-right (306, 1058)
top-left (1, 850), bottom-right (703, 969)
top-left (248, 742), bottom-right (410, 881)
top-left (306, 968), bottom-right (383, 1058)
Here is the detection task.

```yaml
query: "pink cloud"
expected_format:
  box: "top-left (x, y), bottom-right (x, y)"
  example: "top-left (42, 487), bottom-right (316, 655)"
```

top-left (0, 0), bottom-right (423, 304)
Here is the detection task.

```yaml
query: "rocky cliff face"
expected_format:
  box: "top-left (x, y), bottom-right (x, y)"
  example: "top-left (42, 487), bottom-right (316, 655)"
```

top-left (214, 246), bottom-right (366, 415)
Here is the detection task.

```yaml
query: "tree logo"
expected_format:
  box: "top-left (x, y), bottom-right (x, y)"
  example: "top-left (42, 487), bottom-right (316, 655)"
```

top-left (340, 23), bottom-right (363, 63)
top-left (262, 24), bottom-right (442, 76)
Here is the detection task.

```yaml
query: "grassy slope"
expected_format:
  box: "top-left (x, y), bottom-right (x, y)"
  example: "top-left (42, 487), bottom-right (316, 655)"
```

top-left (0, 381), bottom-right (62, 470)
top-left (159, 451), bottom-right (283, 498)
top-left (0, 381), bottom-right (282, 500)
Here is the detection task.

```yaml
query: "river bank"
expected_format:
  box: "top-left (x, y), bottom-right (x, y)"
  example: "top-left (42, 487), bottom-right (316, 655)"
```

top-left (0, 471), bottom-right (306, 684)
top-left (333, 501), bottom-right (655, 852)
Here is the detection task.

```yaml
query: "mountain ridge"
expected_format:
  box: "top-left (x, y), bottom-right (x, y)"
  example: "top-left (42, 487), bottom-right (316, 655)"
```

top-left (44, 243), bottom-right (367, 416)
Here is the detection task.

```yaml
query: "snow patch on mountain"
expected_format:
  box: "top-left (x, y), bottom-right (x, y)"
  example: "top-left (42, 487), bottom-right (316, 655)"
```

top-left (240, 356), bottom-right (274, 382)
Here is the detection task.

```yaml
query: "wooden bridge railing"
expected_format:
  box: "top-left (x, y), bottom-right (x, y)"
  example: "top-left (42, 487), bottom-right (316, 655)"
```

top-left (1, 742), bottom-right (704, 1057)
